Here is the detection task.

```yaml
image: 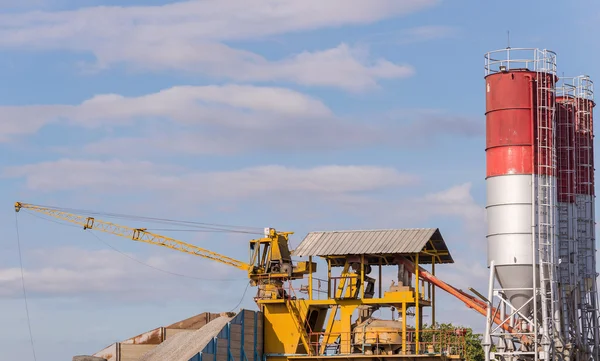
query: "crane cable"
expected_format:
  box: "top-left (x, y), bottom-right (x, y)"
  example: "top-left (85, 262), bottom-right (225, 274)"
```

top-left (14, 213), bottom-right (37, 361)
top-left (22, 210), bottom-right (248, 282)
top-left (87, 231), bottom-right (246, 282)
top-left (229, 282), bottom-right (251, 313)
top-left (23, 203), bottom-right (264, 234)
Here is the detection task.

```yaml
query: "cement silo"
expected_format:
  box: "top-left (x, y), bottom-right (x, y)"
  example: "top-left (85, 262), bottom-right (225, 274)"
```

top-left (483, 47), bottom-right (559, 361)
top-left (484, 48), bottom-right (557, 316)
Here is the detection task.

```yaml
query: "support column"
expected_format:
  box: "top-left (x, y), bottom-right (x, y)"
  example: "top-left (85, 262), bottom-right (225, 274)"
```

top-left (402, 302), bottom-right (407, 354)
top-left (360, 254), bottom-right (365, 299)
top-left (340, 306), bottom-right (355, 354)
top-left (379, 258), bottom-right (382, 298)
top-left (432, 261), bottom-right (436, 326)
top-left (309, 256), bottom-right (313, 300)
top-left (415, 253), bottom-right (420, 354)
top-left (327, 259), bottom-right (331, 299)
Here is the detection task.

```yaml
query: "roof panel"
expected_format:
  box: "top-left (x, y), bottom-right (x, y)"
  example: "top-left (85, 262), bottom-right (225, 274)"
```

top-left (292, 228), bottom-right (453, 264)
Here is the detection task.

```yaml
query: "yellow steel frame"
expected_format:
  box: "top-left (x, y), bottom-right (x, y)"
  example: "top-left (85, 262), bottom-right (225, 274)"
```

top-left (259, 253), bottom-right (439, 360)
top-left (260, 291), bottom-right (429, 358)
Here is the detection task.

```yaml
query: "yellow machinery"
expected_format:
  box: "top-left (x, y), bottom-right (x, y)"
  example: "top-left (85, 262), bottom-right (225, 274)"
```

top-left (15, 202), bottom-right (468, 361)
top-left (13, 202), bottom-right (314, 301)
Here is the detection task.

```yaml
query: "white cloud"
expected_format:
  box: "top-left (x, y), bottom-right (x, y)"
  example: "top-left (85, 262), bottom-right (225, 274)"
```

top-left (417, 182), bottom-right (487, 254)
top-left (437, 256), bottom-right (488, 291)
top-left (77, 85), bottom-right (333, 120)
top-left (0, 85), bottom-right (483, 155)
top-left (355, 182), bottom-right (485, 233)
top-left (224, 43), bottom-right (414, 91)
top-left (384, 108), bottom-right (484, 138)
top-left (88, 42), bottom-right (415, 91)
top-left (422, 183), bottom-right (484, 228)
top-left (0, 84), bottom-right (334, 142)
top-left (1, 106), bottom-right (60, 141)
top-left (4, 160), bottom-right (419, 200)
top-left (0, 0), bottom-right (438, 89)
top-left (0, 1), bottom-right (440, 42)
top-left (0, 246), bottom-right (244, 301)
top-left (360, 25), bottom-right (460, 45)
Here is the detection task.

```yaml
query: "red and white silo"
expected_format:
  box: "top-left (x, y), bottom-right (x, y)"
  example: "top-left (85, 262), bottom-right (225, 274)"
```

top-left (484, 48), bottom-right (558, 317)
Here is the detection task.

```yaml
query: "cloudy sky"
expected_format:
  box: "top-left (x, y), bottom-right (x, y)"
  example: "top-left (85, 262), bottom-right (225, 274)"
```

top-left (1, 1), bottom-right (599, 360)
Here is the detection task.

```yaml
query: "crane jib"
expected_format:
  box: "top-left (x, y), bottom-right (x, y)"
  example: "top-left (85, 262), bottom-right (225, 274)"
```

top-left (14, 202), bottom-right (251, 271)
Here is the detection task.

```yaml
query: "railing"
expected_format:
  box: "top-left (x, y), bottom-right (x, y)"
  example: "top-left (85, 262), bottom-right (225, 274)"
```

top-left (326, 275), bottom-right (433, 301)
top-left (484, 47), bottom-right (557, 76)
top-left (285, 282), bottom-right (316, 354)
top-left (298, 277), bottom-right (329, 300)
top-left (329, 274), bottom-right (358, 299)
top-left (573, 75), bottom-right (594, 101)
top-left (308, 329), bottom-right (467, 358)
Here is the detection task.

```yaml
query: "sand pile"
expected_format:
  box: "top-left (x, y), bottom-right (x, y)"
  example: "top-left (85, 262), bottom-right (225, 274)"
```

top-left (139, 314), bottom-right (234, 361)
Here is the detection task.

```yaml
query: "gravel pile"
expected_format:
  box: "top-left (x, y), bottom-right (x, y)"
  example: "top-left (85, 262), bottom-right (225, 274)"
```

top-left (139, 314), bottom-right (234, 361)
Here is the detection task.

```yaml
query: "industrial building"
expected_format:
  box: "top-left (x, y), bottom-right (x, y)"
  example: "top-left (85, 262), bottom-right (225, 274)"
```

top-left (14, 46), bottom-right (600, 361)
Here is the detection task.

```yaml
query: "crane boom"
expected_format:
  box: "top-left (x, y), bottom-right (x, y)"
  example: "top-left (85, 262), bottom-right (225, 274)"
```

top-left (15, 202), bottom-right (250, 271)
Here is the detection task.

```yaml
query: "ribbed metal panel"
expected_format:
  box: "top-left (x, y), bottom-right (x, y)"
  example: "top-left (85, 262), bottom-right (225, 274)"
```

top-left (293, 228), bottom-right (452, 264)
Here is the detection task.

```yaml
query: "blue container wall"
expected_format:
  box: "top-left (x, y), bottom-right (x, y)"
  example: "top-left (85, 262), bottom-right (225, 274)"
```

top-left (188, 310), bottom-right (262, 361)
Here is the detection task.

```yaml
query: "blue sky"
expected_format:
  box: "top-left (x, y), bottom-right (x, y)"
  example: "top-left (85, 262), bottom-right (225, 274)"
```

top-left (1, 1), bottom-right (599, 360)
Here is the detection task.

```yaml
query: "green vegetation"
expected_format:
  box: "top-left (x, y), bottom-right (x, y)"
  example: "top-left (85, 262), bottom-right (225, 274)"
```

top-left (419, 322), bottom-right (485, 361)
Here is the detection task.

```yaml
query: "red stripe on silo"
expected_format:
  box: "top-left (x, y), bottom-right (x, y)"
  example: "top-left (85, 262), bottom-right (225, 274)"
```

top-left (556, 97), bottom-right (576, 203)
top-left (485, 71), bottom-right (556, 178)
top-left (486, 146), bottom-right (533, 176)
top-left (485, 71), bottom-right (534, 177)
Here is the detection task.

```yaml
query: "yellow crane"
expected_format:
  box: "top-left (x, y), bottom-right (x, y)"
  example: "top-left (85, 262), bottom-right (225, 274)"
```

top-left (14, 202), bottom-right (315, 300)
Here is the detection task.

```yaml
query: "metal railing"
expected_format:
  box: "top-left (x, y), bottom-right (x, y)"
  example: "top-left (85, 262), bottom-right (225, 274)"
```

top-left (484, 47), bottom-right (557, 76)
top-left (299, 277), bottom-right (329, 300)
top-left (308, 329), bottom-right (467, 358)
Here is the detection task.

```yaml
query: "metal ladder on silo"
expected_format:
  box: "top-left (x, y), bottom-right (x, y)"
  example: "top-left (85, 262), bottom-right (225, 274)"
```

top-left (573, 75), bottom-right (599, 360)
top-left (535, 56), bottom-right (558, 360)
top-left (555, 85), bottom-right (576, 342)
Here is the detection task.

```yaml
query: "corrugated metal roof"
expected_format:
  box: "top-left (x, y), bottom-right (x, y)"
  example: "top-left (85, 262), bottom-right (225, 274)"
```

top-left (292, 228), bottom-right (453, 264)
